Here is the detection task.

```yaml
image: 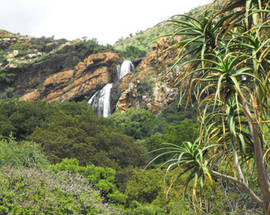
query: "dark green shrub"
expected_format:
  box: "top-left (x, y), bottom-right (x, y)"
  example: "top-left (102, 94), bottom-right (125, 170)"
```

top-left (0, 99), bottom-right (147, 169)
top-left (0, 99), bottom-right (53, 139)
top-left (137, 119), bottom-right (198, 164)
top-left (159, 99), bottom-right (196, 124)
top-left (107, 109), bottom-right (162, 139)
top-left (123, 201), bottom-right (166, 215)
top-left (125, 169), bottom-right (164, 204)
top-left (28, 116), bottom-right (147, 168)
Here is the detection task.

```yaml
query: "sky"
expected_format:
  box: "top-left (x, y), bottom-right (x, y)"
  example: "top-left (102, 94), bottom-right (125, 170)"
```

top-left (1, 0), bottom-right (213, 45)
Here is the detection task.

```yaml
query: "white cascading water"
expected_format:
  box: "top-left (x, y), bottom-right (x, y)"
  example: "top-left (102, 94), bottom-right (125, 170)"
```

top-left (88, 60), bottom-right (135, 117)
top-left (88, 83), bottom-right (113, 117)
top-left (117, 60), bottom-right (134, 80)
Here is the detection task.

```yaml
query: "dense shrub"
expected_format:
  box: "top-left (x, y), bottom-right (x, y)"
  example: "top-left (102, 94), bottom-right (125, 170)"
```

top-left (0, 167), bottom-right (120, 215)
top-left (50, 158), bottom-right (127, 204)
top-left (125, 169), bottom-right (164, 204)
top-left (28, 116), bottom-right (147, 168)
top-left (107, 109), bottom-right (165, 139)
top-left (159, 99), bottom-right (196, 124)
top-left (0, 137), bottom-right (49, 169)
top-left (117, 45), bottom-right (146, 59)
top-left (136, 119), bottom-right (198, 164)
top-left (0, 99), bottom-right (147, 169)
top-left (0, 99), bottom-right (53, 139)
top-left (123, 201), bottom-right (166, 215)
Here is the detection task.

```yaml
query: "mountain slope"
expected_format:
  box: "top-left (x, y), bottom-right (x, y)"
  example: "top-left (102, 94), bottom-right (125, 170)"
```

top-left (0, 2), bottom-right (214, 114)
top-left (113, 3), bottom-right (209, 54)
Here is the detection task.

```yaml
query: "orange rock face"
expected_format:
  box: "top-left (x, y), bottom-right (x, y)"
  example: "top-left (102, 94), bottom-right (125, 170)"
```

top-left (16, 36), bottom-right (181, 114)
top-left (19, 52), bottom-right (122, 102)
top-left (116, 37), bottom-right (180, 113)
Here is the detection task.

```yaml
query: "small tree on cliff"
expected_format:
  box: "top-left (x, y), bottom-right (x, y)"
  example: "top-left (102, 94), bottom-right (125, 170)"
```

top-left (154, 0), bottom-right (270, 214)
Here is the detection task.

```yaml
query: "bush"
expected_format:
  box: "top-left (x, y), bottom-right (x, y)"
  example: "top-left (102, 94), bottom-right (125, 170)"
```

top-left (0, 166), bottom-right (120, 214)
top-left (107, 109), bottom-right (163, 139)
top-left (125, 169), bottom-right (164, 204)
top-left (50, 158), bottom-right (127, 204)
top-left (118, 45), bottom-right (146, 59)
top-left (0, 99), bottom-right (147, 169)
top-left (0, 99), bottom-right (53, 139)
top-left (159, 99), bottom-right (196, 124)
top-left (0, 137), bottom-right (49, 169)
top-left (137, 119), bottom-right (198, 164)
top-left (123, 201), bottom-right (166, 215)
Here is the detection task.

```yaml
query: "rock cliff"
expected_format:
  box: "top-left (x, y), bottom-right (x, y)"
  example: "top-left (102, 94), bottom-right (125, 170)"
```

top-left (115, 37), bottom-right (180, 113)
top-left (0, 30), bottom-right (181, 114)
top-left (20, 52), bottom-right (121, 102)
top-left (0, 30), bottom-right (121, 102)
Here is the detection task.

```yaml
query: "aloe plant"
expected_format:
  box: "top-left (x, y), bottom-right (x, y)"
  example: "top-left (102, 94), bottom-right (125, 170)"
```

top-left (156, 0), bottom-right (270, 214)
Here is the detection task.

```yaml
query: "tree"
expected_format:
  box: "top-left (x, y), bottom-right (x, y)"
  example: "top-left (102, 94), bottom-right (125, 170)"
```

top-left (156, 0), bottom-right (270, 214)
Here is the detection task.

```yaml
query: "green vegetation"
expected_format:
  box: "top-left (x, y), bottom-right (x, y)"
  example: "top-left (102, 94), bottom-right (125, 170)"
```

top-left (0, 137), bottom-right (49, 169)
top-left (113, 4), bottom-right (208, 54)
top-left (0, 99), bottom-right (197, 213)
top-left (114, 22), bottom-right (175, 54)
top-left (0, 167), bottom-right (119, 214)
top-left (117, 45), bottom-right (146, 59)
top-left (0, 97), bottom-right (264, 214)
top-left (156, 0), bottom-right (270, 214)
top-left (1, 0), bottom-right (269, 213)
top-left (0, 137), bottom-right (120, 214)
top-left (107, 109), bottom-right (160, 139)
top-left (0, 99), bottom-right (146, 169)
top-left (50, 158), bottom-right (126, 204)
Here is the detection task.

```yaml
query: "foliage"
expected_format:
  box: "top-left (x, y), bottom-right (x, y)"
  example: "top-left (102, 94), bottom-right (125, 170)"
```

top-left (117, 45), bottom-right (146, 59)
top-left (123, 168), bottom-right (260, 214)
top-left (0, 72), bottom-right (16, 85)
top-left (0, 166), bottom-right (120, 215)
top-left (0, 99), bottom-right (53, 139)
top-left (30, 36), bottom-right (67, 53)
top-left (159, 0), bottom-right (270, 213)
top-left (50, 158), bottom-right (127, 205)
top-left (36, 38), bottom-right (112, 70)
top-left (107, 109), bottom-right (162, 139)
top-left (0, 99), bottom-right (147, 169)
top-left (159, 99), bottom-right (196, 123)
top-left (125, 169), bottom-right (164, 204)
top-left (123, 201), bottom-right (166, 215)
top-left (0, 137), bottom-right (49, 169)
top-left (139, 119), bottom-right (198, 163)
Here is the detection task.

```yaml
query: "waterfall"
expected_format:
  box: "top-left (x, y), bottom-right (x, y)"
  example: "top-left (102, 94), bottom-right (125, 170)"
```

top-left (117, 60), bottom-right (134, 80)
top-left (88, 60), bottom-right (135, 117)
top-left (88, 83), bottom-right (113, 117)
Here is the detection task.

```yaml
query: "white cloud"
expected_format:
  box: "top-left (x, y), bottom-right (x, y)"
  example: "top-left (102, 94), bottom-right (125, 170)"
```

top-left (1, 0), bottom-right (213, 44)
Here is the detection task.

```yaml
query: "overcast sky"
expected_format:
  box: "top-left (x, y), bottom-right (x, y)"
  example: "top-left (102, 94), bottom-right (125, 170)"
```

top-left (1, 0), bottom-right (212, 45)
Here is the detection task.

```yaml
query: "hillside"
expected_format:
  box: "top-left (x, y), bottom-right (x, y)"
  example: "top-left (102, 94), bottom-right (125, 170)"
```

top-left (113, 3), bottom-right (209, 53)
top-left (0, 2), bottom-right (218, 116)
top-left (1, 0), bottom-right (268, 214)
top-left (0, 28), bottom-right (180, 115)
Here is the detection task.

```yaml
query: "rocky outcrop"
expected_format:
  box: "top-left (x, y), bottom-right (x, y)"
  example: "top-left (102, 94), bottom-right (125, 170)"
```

top-left (19, 52), bottom-right (121, 102)
top-left (0, 30), bottom-right (181, 115)
top-left (0, 30), bottom-right (122, 102)
top-left (116, 37), bottom-right (181, 113)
